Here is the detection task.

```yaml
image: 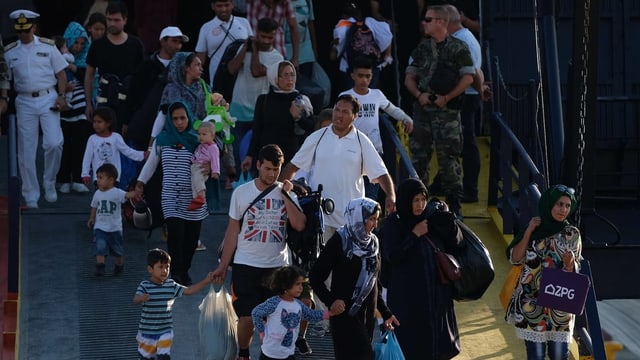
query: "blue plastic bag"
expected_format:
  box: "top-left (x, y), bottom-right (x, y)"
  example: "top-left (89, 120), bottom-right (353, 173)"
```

top-left (374, 331), bottom-right (406, 360)
top-left (231, 171), bottom-right (252, 189)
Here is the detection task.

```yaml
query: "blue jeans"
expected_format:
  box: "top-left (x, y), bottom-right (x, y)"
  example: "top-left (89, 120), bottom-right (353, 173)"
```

top-left (525, 340), bottom-right (569, 360)
top-left (94, 229), bottom-right (124, 257)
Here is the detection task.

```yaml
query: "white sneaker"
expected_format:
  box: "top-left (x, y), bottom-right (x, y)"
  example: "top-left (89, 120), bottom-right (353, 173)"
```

top-left (44, 186), bottom-right (57, 202)
top-left (72, 182), bottom-right (90, 193)
top-left (59, 183), bottom-right (72, 193)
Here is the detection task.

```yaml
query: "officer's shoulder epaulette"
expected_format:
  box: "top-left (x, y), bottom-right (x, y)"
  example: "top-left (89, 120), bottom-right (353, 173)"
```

top-left (39, 37), bottom-right (56, 46)
top-left (4, 41), bottom-right (17, 51)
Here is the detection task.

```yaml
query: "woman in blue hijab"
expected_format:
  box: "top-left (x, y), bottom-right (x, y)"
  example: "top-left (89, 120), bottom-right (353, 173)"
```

top-left (137, 101), bottom-right (207, 285)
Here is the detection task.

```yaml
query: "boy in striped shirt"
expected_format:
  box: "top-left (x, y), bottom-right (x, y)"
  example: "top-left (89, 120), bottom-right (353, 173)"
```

top-left (133, 248), bottom-right (214, 359)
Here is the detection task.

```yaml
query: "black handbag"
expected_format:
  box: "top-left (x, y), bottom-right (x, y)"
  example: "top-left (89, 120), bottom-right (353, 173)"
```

top-left (452, 220), bottom-right (496, 300)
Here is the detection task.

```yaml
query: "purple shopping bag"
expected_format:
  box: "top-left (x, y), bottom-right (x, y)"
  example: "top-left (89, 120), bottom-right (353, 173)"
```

top-left (537, 267), bottom-right (591, 314)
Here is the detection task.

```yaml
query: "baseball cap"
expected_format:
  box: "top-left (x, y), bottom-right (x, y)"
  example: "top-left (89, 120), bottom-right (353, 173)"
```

top-left (159, 26), bottom-right (189, 42)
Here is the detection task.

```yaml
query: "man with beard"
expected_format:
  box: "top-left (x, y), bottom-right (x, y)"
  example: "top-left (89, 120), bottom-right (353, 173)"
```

top-left (83, 1), bottom-right (145, 124)
top-left (212, 144), bottom-right (306, 360)
top-left (195, 0), bottom-right (253, 89)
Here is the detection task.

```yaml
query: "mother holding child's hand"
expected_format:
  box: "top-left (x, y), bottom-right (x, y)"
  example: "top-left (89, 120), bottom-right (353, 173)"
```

top-left (137, 101), bottom-right (209, 286)
top-left (309, 197), bottom-right (399, 360)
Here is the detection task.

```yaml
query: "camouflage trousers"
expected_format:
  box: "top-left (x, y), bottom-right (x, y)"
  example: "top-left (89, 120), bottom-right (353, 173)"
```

top-left (410, 103), bottom-right (463, 203)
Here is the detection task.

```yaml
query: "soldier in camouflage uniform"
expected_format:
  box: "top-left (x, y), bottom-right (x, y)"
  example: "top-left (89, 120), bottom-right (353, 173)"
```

top-left (404, 5), bottom-right (474, 216)
top-left (0, 34), bottom-right (9, 116)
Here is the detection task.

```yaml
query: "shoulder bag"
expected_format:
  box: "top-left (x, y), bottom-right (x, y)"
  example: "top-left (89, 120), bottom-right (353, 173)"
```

top-left (426, 236), bottom-right (462, 284)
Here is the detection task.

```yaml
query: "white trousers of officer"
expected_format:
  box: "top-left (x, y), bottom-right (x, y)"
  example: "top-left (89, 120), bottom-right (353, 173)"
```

top-left (15, 92), bottom-right (63, 203)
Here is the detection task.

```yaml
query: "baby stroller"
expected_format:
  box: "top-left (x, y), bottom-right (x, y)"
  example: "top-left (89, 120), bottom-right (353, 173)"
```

top-left (287, 178), bottom-right (334, 273)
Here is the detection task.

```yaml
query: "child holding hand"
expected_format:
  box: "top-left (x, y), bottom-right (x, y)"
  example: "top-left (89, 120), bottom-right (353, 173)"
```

top-left (251, 265), bottom-right (342, 360)
top-left (133, 248), bottom-right (215, 359)
top-left (87, 163), bottom-right (141, 276)
top-left (187, 121), bottom-right (221, 211)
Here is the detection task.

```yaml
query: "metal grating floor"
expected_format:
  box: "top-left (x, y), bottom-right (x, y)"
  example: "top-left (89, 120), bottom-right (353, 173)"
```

top-left (75, 221), bottom-right (338, 360)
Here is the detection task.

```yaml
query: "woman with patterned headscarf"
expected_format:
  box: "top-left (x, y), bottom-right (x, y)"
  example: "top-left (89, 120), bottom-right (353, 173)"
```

top-left (505, 184), bottom-right (582, 360)
top-left (149, 51), bottom-right (234, 207)
top-left (137, 101), bottom-right (207, 285)
top-left (309, 197), bottom-right (399, 360)
top-left (380, 178), bottom-right (462, 360)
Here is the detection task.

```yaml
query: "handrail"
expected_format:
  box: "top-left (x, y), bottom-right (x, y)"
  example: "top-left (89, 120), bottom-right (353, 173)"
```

top-left (380, 115), bottom-right (418, 181)
top-left (489, 111), bottom-right (546, 234)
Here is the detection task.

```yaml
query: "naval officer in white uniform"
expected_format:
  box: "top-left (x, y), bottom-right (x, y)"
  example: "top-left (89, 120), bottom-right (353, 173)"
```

top-left (5, 9), bottom-right (68, 208)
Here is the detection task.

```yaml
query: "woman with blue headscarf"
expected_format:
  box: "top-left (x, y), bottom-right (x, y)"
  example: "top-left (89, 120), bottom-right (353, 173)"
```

top-left (137, 101), bottom-right (208, 285)
top-left (309, 198), bottom-right (399, 360)
top-left (57, 21), bottom-right (92, 194)
top-left (505, 184), bottom-right (582, 360)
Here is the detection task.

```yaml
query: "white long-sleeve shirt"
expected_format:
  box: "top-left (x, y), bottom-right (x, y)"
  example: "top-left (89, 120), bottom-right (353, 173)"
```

top-left (82, 132), bottom-right (144, 181)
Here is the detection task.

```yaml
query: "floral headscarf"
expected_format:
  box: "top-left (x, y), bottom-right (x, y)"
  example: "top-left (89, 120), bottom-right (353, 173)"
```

top-left (337, 197), bottom-right (380, 315)
top-left (154, 101), bottom-right (200, 153)
top-left (160, 52), bottom-right (208, 119)
top-left (63, 21), bottom-right (89, 68)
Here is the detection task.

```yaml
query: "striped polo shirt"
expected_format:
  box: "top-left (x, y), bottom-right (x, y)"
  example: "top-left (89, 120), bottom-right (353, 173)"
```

top-left (136, 279), bottom-right (186, 335)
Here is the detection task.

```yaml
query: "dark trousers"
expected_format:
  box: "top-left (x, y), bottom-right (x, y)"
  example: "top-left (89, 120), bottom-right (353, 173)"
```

top-left (461, 94), bottom-right (481, 199)
top-left (57, 120), bottom-right (92, 183)
top-left (330, 313), bottom-right (375, 360)
top-left (165, 217), bottom-right (202, 282)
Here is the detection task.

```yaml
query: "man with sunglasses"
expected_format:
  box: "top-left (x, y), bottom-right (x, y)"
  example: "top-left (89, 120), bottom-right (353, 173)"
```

top-left (404, 5), bottom-right (474, 218)
top-left (5, 9), bottom-right (68, 208)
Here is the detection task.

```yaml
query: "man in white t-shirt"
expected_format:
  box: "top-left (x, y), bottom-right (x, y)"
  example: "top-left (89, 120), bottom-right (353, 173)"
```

top-left (213, 144), bottom-right (305, 360)
top-left (228, 17), bottom-right (284, 171)
top-left (339, 57), bottom-right (413, 199)
top-left (195, 0), bottom-right (253, 88)
top-left (279, 94), bottom-right (396, 240)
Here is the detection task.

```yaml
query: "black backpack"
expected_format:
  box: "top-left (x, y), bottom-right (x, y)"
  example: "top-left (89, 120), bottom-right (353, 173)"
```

top-left (340, 20), bottom-right (382, 69)
top-left (212, 39), bottom-right (246, 102)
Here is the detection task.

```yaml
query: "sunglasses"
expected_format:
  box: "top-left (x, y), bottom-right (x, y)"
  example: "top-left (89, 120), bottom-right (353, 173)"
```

top-left (16, 28), bottom-right (32, 34)
top-left (422, 17), bottom-right (441, 23)
top-left (554, 184), bottom-right (575, 195)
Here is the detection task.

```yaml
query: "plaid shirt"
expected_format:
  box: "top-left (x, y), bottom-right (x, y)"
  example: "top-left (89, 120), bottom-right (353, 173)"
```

top-left (247, 0), bottom-right (296, 57)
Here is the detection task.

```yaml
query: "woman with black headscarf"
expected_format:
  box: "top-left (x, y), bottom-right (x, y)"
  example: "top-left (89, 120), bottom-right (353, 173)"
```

top-left (505, 184), bottom-right (582, 360)
top-left (309, 197), bottom-right (399, 360)
top-left (380, 178), bottom-right (462, 360)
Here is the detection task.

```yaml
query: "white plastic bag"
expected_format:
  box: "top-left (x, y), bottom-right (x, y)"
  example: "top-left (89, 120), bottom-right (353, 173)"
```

top-left (198, 284), bottom-right (238, 360)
